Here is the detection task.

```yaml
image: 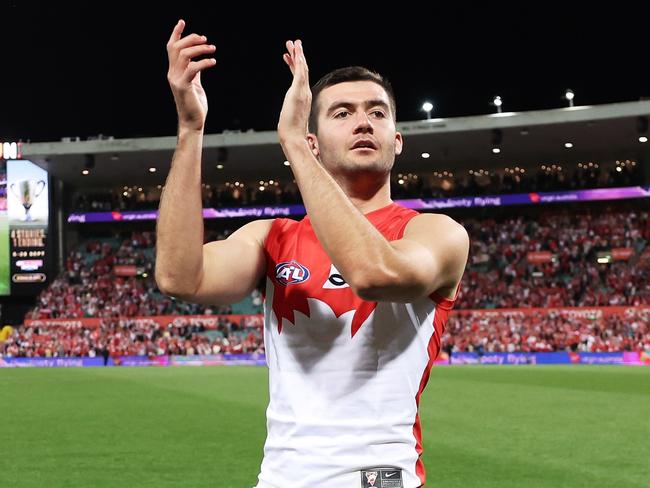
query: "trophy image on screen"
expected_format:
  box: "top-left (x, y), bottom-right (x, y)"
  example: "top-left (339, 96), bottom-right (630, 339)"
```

top-left (10, 179), bottom-right (46, 222)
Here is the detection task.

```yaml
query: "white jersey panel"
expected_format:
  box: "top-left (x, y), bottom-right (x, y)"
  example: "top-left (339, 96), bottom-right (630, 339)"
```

top-left (255, 279), bottom-right (439, 488)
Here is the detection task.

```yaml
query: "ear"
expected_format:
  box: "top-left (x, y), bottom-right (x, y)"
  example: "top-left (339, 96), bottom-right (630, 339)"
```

top-left (307, 133), bottom-right (320, 158)
top-left (394, 131), bottom-right (403, 156)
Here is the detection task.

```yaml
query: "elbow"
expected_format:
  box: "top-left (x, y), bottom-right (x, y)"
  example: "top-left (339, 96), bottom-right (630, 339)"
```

top-left (155, 269), bottom-right (197, 299)
top-left (347, 267), bottom-right (380, 300)
top-left (349, 268), bottom-right (404, 302)
top-left (353, 283), bottom-right (386, 302)
top-left (154, 273), bottom-right (177, 297)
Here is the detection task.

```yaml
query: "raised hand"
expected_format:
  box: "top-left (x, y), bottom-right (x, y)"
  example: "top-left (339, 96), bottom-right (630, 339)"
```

top-left (278, 40), bottom-right (312, 145)
top-left (166, 20), bottom-right (217, 131)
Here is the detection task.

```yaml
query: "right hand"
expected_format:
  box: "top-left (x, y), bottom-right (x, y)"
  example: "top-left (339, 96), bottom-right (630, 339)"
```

top-left (166, 19), bottom-right (216, 131)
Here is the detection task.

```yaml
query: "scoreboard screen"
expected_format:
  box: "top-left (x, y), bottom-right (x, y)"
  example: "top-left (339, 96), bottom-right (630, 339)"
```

top-left (0, 159), bottom-right (50, 296)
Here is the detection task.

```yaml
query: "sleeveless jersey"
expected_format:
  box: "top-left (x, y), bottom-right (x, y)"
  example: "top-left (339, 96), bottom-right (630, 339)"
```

top-left (254, 202), bottom-right (459, 488)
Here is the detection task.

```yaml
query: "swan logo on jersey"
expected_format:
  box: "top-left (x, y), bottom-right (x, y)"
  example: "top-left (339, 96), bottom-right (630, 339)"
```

top-left (323, 264), bottom-right (349, 289)
top-left (275, 261), bottom-right (310, 285)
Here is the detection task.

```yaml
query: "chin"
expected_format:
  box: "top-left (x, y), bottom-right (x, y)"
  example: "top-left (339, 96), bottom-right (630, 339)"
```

top-left (343, 160), bottom-right (392, 175)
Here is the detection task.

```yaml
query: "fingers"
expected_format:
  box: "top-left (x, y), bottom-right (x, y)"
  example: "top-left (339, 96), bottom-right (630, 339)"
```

top-left (283, 53), bottom-right (294, 74)
top-left (175, 33), bottom-right (208, 52)
top-left (290, 40), bottom-right (308, 84)
top-left (286, 40), bottom-right (306, 66)
top-left (286, 40), bottom-right (295, 57)
top-left (179, 44), bottom-right (216, 62)
top-left (284, 39), bottom-right (309, 80)
top-left (294, 39), bottom-right (304, 63)
top-left (167, 20), bottom-right (210, 57)
top-left (185, 58), bottom-right (217, 83)
top-left (168, 19), bottom-right (185, 45)
top-left (166, 20), bottom-right (216, 84)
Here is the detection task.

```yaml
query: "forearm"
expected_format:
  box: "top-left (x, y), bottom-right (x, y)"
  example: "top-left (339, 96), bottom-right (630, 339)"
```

top-left (155, 128), bottom-right (205, 295)
top-left (284, 141), bottom-right (403, 293)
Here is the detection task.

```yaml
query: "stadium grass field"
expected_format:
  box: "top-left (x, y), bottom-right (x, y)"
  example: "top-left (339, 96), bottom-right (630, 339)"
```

top-left (1, 365), bottom-right (648, 488)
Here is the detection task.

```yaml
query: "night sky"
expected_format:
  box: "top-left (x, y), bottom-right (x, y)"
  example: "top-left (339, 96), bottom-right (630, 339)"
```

top-left (4, 3), bottom-right (648, 143)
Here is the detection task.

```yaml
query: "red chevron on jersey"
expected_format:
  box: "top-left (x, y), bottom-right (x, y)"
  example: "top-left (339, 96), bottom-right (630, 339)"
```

top-left (263, 203), bottom-right (419, 335)
top-left (270, 256), bottom-right (378, 336)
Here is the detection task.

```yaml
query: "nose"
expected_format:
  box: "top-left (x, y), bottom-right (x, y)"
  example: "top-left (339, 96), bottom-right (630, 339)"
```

top-left (352, 111), bottom-right (374, 134)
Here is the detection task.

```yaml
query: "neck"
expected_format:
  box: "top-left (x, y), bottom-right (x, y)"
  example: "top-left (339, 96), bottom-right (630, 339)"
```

top-left (332, 171), bottom-right (393, 214)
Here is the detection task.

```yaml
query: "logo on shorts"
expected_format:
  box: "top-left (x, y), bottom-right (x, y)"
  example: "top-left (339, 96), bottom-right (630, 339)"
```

top-left (275, 261), bottom-right (310, 285)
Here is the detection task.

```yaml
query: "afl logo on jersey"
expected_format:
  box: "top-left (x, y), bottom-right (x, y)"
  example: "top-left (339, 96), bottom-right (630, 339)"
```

top-left (275, 261), bottom-right (310, 285)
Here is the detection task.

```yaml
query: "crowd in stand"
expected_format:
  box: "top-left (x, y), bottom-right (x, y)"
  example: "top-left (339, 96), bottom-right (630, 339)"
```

top-left (26, 206), bottom-right (650, 320)
top-left (73, 161), bottom-right (642, 212)
top-left (458, 207), bottom-right (650, 309)
top-left (3, 308), bottom-right (648, 358)
top-left (1, 316), bottom-right (264, 358)
top-left (3, 203), bottom-right (649, 357)
top-left (22, 231), bottom-right (254, 320)
top-left (442, 309), bottom-right (650, 354)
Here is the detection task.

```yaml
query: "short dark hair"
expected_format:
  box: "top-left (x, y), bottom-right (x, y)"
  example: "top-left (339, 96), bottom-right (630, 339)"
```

top-left (309, 66), bottom-right (396, 134)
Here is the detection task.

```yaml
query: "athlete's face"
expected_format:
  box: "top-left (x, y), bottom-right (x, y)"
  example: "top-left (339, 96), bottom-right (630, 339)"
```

top-left (309, 81), bottom-right (402, 178)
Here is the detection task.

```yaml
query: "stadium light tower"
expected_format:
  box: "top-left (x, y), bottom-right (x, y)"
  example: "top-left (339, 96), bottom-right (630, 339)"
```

top-left (492, 96), bottom-right (503, 113)
top-left (422, 101), bottom-right (433, 120)
top-left (564, 89), bottom-right (575, 107)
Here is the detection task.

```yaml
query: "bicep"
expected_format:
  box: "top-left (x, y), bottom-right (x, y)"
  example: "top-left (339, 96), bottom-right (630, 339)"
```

top-left (182, 220), bottom-right (273, 305)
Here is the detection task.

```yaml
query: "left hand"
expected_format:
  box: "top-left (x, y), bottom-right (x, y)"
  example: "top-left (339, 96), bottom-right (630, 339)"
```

top-left (278, 40), bottom-right (312, 146)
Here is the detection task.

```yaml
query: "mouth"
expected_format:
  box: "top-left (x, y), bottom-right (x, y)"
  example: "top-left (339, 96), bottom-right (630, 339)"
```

top-left (350, 140), bottom-right (378, 152)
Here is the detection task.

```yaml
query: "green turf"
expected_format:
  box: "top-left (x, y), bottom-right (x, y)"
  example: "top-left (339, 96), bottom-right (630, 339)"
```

top-left (0, 366), bottom-right (648, 487)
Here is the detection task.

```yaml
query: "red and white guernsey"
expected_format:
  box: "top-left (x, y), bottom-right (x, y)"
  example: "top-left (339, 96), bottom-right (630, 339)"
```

top-left (254, 203), bottom-right (459, 488)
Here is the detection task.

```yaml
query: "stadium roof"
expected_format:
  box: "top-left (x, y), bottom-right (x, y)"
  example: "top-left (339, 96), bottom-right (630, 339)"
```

top-left (21, 100), bottom-right (650, 187)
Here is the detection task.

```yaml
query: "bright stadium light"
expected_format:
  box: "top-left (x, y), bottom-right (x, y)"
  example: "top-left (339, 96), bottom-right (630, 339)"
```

top-left (422, 101), bottom-right (433, 120)
top-left (491, 129), bottom-right (502, 154)
top-left (492, 96), bottom-right (503, 113)
top-left (564, 89), bottom-right (575, 107)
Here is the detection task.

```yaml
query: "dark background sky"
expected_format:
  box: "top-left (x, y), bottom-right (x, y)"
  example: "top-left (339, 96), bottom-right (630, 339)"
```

top-left (4, 3), bottom-right (648, 143)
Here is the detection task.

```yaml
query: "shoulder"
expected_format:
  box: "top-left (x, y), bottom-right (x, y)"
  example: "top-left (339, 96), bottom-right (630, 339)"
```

top-left (404, 213), bottom-right (469, 287)
top-left (405, 213), bottom-right (469, 246)
top-left (225, 219), bottom-right (276, 246)
top-left (252, 217), bottom-right (305, 250)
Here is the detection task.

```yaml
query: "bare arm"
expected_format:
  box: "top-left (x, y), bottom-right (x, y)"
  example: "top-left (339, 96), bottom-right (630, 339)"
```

top-left (352, 213), bottom-right (469, 302)
top-left (155, 20), bottom-right (271, 304)
top-left (155, 20), bottom-right (214, 298)
top-left (174, 219), bottom-right (273, 305)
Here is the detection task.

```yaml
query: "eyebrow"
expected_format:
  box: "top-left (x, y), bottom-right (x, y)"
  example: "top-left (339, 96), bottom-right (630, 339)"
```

top-left (326, 99), bottom-right (390, 116)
